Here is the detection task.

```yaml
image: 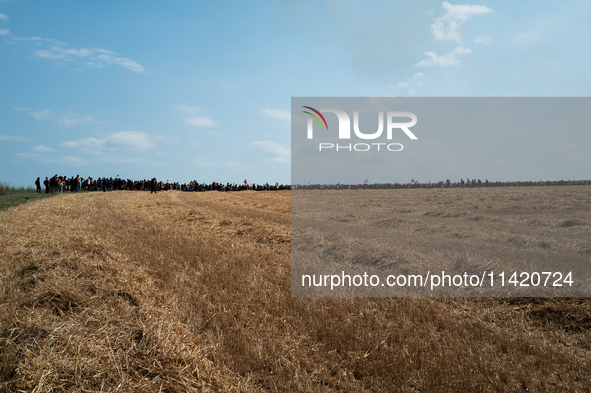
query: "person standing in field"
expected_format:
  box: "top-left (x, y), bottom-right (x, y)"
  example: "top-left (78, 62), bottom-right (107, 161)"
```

top-left (35, 177), bottom-right (41, 193)
top-left (151, 178), bottom-right (158, 194)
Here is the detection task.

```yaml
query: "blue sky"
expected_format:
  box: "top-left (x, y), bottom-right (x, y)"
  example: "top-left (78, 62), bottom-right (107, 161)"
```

top-left (1, 0), bottom-right (590, 187)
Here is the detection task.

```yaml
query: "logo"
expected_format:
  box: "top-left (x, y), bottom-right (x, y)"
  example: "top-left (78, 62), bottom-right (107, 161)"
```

top-left (303, 106), bottom-right (417, 152)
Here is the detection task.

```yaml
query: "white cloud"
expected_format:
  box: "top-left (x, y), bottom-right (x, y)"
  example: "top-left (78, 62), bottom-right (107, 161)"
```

top-left (96, 54), bottom-right (146, 72)
top-left (416, 46), bottom-right (472, 67)
top-left (57, 115), bottom-right (94, 127)
top-left (178, 105), bottom-right (202, 113)
top-left (261, 109), bottom-right (291, 122)
top-left (33, 45), bottom-right (146, 72)
top-left (431, 2), bottom-right (492, 41)
top-left (0, 29), bottom-right (9, 35)
top-left (512, 32), bottom-right (539, 44)
top-left (220, 161), bottom-right (250, 171)
top-left (408, 89), bottom-right (416, 95)
top-left (51, 46), bottom-right (93, 57)
top-left (392, 72), bottom-right (424, 89)
top-left (186, 117), bottom-right (217, 127)
top-left (15, 153), bottom-right (87, 166)
top-left (453, 46), bottom-right (472, 54)
top-left (91, 48), bottom-right (116, 55)
top-left (32, 145), bottom-right (54, 152)
top-left (0, 135), bottom-right (33, 142)
top-left (31, 109), bottom-right (50, 119)
top-left (191, 158), bottom-right (212, 167)
top-left (108, 131), bottom-right (153, 150)
top-left (474, 35), bottom-right (490, 44)
top-left (410, 72), bottom-right (424, 81)
top-left (0, 13), bottom-right (8, 22)
top-left (61, 131), bottom-right (154, 151)
top-left (14, 36), bottom-right (54, 42)
top-left (61, 137), bottom-right (105, 150)
top-left (60, 156), bottom-right (88, 165)
top-left (250, 141), bottom-right (290, 163)
top-left (14, 107), bottom-right (31, 112)
top-left (34, 49), bottom-right (68, 60)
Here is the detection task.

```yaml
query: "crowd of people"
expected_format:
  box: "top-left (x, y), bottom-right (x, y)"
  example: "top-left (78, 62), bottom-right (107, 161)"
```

top-left (34, 175), bottom-right (589, 194)
top-left (35, 175), bottom-right (291, 194)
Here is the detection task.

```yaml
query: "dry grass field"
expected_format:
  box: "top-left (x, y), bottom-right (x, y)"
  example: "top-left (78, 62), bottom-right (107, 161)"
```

top-left (1, 187), bottom-right (590, 392)
top-left (292, 186), bottom-right (591, 297)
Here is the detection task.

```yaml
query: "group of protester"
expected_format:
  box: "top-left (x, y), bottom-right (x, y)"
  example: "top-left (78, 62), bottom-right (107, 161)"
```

top-left (34, 174), bottom-right (589, 194)
top-left (35, 175), bottom-right (291, 194)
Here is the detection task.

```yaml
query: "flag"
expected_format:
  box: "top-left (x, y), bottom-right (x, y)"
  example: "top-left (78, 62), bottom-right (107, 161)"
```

top-left (244, 179), bottom-right (247, 185)
top-left (363, 179), bottom-right (368, 184)
top-left (411, 179), bottom-right (415, 183)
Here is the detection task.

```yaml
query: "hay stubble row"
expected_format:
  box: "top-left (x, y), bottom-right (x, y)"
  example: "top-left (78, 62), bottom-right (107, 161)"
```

top-left (1, 188), bottom-right (590, 392)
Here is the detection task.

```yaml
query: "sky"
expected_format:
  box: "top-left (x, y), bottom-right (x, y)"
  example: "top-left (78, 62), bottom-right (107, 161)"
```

top-left (1, 0), bottom-right (590, 187)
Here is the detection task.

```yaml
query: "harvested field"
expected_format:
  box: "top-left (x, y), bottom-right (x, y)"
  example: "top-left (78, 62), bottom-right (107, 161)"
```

top-left (292, 186), bottom-right (591, 297)
top-left (1, 188), bottom-right (591, 392)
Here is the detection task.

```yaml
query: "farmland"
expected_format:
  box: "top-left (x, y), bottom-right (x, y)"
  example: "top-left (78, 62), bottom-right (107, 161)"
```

top-left (1, 188), bottom-right (591, 392)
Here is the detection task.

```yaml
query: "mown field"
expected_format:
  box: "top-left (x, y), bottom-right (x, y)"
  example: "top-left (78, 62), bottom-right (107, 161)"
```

top-left (1, 188), bottom-right (590, 392)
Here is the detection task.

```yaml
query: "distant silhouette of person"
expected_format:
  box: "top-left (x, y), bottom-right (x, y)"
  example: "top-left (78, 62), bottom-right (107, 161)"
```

top-left (151, 178), bottom-right (158, 194)
top-left (35, 177), bottom-right (41, 193)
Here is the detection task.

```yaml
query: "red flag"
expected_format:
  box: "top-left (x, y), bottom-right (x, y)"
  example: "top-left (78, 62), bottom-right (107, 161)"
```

top-left (244, 179), bottom-right (247, 185)
top-left (364, 179), bottom-right (368, 184)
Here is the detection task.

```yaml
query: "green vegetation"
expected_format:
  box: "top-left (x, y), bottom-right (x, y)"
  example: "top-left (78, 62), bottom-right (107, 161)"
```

top-left (0, 181), bottom-right (36, 196)
top-left (0, 194), bottom-right (51, 211)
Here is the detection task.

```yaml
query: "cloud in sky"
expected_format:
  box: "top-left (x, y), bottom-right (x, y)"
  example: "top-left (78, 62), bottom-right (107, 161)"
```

top-left (250, 140), bottom-right (290, 163)
top-left (34, 45), bottom-right (146, 72)
top-left (16, 153), bottom-right (87, 166)
top-left (0, 134), bottom-right (33, 142)
top-left (96, 54), bottom-right (145, 73)
top-left (191, 158), bottom-right (212, 167)
top-left (431, 2), bottom-right (492, 41)
top-left (392, 72), bottom-right (424, 89)
top-left (61, 131), bottom-right (154, 151)
top-left (57, 115), bottom-right (95, 127)
top-left (416, 46), bottom-right (472, 67)
top-left (31, 109), bottom-right (50, 119)
top-left (178, 105), bottom-right (202, 113)
top-left (0, 13), bottom-right (8, 22)
top-left (474, 35), bottom-right (490, 44)
top-left (512, 32), bottom-right (539, 44)
top-left (13, 36), bottom-right (55, 42)
top-left (0, 29), bottom-right (9, 35)
top-left (261, 109), bottom-right (291, 122)
top-left (109, 131), bottom-right (153, 150)
top-left (32, 145), bottom-right (54, 152)
top-left (186, 117), bottom-right (217, 127)
top-left (410, 72), bottom-right (424, 81)
top-left (60, 137), bottom-right (104, 150)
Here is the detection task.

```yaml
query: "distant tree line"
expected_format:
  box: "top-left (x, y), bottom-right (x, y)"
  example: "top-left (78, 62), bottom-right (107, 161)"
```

top-left (293, 179), bottom-right (591, 190)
